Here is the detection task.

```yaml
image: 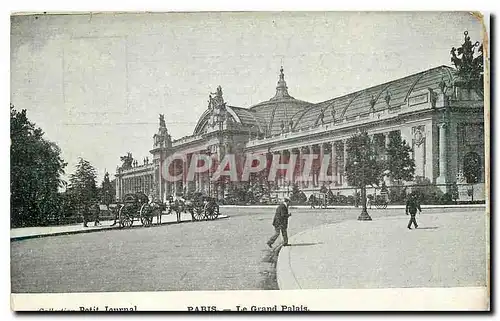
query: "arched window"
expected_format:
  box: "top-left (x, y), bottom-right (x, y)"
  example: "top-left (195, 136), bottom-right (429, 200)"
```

top-left (463, 152), bottom-right (481, 183)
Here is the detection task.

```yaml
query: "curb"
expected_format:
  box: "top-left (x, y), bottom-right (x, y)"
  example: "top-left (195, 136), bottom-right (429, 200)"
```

top-left (10, 215), bottom-right (229, 242)
top-left (276, 224), bottom-right (332, 290)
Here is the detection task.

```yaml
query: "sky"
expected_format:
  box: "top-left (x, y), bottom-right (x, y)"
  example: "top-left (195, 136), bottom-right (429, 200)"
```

top-left (10, 11), bottom-right (485, 183)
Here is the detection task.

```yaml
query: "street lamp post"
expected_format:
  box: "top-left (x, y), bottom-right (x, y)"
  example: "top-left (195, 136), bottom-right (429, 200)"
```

top-left (354, 160), bottom-right (372, 221)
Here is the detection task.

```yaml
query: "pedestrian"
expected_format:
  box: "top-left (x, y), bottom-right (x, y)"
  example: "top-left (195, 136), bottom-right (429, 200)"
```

top-left (267, 196), bottom-right (292, 248)
top-left (406, 193), bottom-right (422, 230)
top-left (309, 195), bottom-right (316, 209)
top-left (110, 205), bottom-right (119, 226)
top-left (92, 201), bottom-right (101, 226)
top-left (366, 195), bottom-right (372, 209)
top-left (82, 206), bottom-right (89, 228)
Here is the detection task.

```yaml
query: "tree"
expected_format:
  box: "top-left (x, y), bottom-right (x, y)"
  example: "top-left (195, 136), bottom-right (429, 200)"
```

top-left (10, 105), bottom-right (67, 227)
top-left (345, 131), bottom-right (384, 220)
top-left (385, 131), bottom-right (415, 184)
top-left (100, 172), bottom-right (115, 209)
top-left (68, 158), bottom-right (98, 210)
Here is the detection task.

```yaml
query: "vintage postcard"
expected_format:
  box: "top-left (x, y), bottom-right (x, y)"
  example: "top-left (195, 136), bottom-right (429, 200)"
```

top-left (10, 11), bottom-right (489, 311)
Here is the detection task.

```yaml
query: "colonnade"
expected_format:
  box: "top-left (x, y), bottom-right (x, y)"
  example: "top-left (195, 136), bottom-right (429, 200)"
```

top-left (270, 131), bottom-right (394, 190)
top-left (120, 173), bottom-right (154, 197)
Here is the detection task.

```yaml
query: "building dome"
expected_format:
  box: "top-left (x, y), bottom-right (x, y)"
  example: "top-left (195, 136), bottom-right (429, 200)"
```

top-left (250, 67), bottom-right (312, 136)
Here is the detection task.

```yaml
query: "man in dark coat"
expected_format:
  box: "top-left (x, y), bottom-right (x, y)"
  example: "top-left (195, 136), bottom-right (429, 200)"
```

top-left (91, 201), bottom-right (101, 226)
top-left (406, 193), bottom-right (422, 229)
top-left (267, 197), bottom-right (292, 248)
top-left (81, 205), bottom-right (89, 228)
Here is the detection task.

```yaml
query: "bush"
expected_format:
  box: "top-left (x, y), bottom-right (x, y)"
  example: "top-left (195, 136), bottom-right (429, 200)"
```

top-left (440, 193), bottom-right (453, 205)
top-left (290, 184), bottom-right (307, 204)
top-left (411, 177), bottom-right (444, 205)
top-left (389, 185), bottom-right (407, 204)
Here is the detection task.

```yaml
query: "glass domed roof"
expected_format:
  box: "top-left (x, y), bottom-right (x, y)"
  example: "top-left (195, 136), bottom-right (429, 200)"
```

top-left (250, 67), bottom-right (312, 136)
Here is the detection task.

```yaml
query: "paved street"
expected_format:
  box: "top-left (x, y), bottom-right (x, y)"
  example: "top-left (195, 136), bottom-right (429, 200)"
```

top-left (11, 206), bottom-right (484, 293)
top-left (278, 209), bottom-right (487, 289)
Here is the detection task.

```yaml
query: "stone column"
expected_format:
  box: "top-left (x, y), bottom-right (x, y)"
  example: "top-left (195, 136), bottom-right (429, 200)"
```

top-left (290, 148), bottom-right (297, 185)
top-left (436, 123), bottom-right (448, 191)
top-left (383, 132), bottom-right (392, 187)
top-left (331, 141), bottom-right (337, 186)
top-left (319, 143), bottom-right (324, 186)
top-left (279, 150), bottom-right (284, 188)
top-left (115, 175), bottom-right (120, 201)
top-left (343, 139), bottom-right (348, 186)
top-left (195, 169), bottom-right (199, 191)
top-left (299, 147), bottom-right (304, 188)
top-left (158, 162), bottom-right (163, 200)
top-left (307, 145), bottom-right (314, 188)
top-left (306, 146), bottom-right (310, 188)
top-left (285, 149), bottom-right (290, 188)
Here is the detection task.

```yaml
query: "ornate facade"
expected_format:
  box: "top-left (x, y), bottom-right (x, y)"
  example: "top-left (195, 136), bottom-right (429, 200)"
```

top-left (115, 63), bottom-right (485, 202)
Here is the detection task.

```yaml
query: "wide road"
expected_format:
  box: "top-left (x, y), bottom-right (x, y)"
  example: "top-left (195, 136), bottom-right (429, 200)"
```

top-left (10, 206), bottom-right (479, 293)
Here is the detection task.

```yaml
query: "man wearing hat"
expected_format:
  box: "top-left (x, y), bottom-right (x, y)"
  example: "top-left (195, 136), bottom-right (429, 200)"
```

top-left (267, 197), bottom-right (292, 248)
top-left (406, 192), bottom-right (422, 229)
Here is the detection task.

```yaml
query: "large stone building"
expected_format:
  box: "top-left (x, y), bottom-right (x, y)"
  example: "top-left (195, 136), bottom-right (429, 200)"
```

top-left (115, 63), bottom-right (485, 203)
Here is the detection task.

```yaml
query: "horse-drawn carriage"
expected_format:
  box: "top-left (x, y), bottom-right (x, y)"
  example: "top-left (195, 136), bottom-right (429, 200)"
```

top-left (117, 192), bottom-right (163, 228)
top-left (166, 193), bottom-right (220, 222)
top-left (116, 191), bottom-right (220, 228)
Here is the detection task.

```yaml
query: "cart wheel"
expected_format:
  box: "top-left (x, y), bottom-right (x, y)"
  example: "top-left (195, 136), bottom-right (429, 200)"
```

top-left (139, 204), bottom-right (152, 227)
top-left (121, 215), bottom-right (133, 228)
top-left (205, 203), bottom-right (219, 220)
top-left (140, 215), bottom-right (152, 227)
top-left (192, 207), bottom-right (205, 221)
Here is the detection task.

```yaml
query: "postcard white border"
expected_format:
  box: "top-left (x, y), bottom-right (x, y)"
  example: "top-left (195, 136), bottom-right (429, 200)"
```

top-left (4, 1), bottom-right (494, 317)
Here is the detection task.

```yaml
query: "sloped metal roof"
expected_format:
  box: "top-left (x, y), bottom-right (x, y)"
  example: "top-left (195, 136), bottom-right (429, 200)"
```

top-left (292, 65), bottom-right (455, 130)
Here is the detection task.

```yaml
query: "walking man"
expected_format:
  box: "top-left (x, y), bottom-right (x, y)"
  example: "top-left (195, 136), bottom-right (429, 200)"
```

top-left (110, 206), bottom-right (119, 226)
top-left (406, 193), bottom-right (422, 230)
top-left (267, 196), bottom-right (292, 248)
top-left (92, 201), bottom-right (101, 226)
top-left (82, 205), bottom-right (89, 228)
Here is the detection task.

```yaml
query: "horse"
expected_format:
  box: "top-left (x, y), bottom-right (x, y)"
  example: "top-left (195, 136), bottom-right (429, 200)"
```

top-left (150, 201), bottom-right (164, 225)
top-left (166, 197), bottom-right (184, 223)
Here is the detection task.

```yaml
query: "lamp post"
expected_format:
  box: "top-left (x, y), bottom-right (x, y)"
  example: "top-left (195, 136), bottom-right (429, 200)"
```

top-left (354, 160), bottom-right (372, 221)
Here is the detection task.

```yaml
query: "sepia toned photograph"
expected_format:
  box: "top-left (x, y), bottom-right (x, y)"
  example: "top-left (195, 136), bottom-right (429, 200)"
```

top-left (10, 11), bottom-right (489, 311)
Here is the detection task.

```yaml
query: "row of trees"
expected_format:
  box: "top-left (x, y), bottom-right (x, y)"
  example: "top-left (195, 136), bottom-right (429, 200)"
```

top-left (11, 105), bottom-right (115, 227)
